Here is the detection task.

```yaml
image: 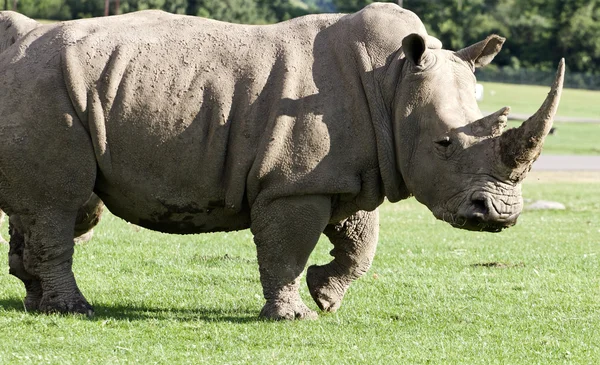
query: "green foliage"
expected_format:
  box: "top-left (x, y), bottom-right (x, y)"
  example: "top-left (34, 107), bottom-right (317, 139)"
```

top-left (194, 0), bottom-right (272, 24)
top-left (64, 0), bottom-right (104, 19)
top-left (14, 0), bottom-right (71, 20)
top-left (332, 0), bottom-right (374, 13)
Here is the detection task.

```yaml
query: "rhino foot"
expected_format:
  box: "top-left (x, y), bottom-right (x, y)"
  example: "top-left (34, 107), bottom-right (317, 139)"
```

top-left (306, 264), bottom-right (348, 313)
top-left (38, 292), bottom-right (94, 317)
top-left (259, 299), bottom-right (318, 320)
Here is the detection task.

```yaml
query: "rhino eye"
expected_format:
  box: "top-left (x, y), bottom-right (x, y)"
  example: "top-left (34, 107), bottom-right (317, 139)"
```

top-left (435, 137), bottom-right (452, 147)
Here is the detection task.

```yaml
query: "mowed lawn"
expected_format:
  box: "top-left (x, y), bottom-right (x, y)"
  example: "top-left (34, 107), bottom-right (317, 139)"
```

top-left (510, 121), bottom-right (600, 155)
top-left (479, 82), bottom-right (600, 155)
top-left (0, 178), bottom-right (598, 363)
top-left (478, 81), bottom-right (600, 120)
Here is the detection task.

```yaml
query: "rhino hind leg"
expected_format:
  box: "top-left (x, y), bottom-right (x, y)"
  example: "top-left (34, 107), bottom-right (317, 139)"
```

top-left (251, 195), bottom-right (331, 320)
top-left (306, 209), bottom-right (379, 312)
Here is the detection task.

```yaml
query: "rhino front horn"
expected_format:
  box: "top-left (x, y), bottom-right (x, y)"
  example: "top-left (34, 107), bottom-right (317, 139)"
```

top-left (499, 59), bottom-right (565, 176)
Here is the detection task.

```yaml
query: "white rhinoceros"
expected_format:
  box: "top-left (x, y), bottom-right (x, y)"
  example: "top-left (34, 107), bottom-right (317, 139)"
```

top-left (0, 3), bottom-right (563, 320)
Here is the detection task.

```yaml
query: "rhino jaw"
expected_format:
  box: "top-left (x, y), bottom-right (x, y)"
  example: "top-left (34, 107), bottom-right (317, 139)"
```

top-left (498, 59), bottom-right (565, 181)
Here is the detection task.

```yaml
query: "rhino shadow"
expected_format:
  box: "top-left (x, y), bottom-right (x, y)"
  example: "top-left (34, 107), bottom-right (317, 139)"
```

top-left (0, 297), bottom-right (25, 311)
top-left (0, 296), bottom-right (260, 322)
top-left (90, 303), bottom-right (260, 323)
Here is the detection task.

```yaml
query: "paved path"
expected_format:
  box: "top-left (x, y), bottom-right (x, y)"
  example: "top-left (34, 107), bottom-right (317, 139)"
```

top-left (532, 155), bottom-right (600, 171)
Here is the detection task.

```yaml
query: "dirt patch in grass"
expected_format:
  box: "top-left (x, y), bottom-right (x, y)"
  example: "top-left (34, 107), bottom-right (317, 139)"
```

top-left (472, 262), bottom-right (525, 269)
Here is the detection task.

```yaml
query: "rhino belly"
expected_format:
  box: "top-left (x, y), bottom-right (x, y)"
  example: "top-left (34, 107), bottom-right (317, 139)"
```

top-left (95, 182), bottom-right (251, 234)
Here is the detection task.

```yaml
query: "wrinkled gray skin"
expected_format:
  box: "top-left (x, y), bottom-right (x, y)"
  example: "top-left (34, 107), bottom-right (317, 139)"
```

top-left (0, 4), bottom-right (563, 320)
top-left (0, 12), bottom-right (103, 245)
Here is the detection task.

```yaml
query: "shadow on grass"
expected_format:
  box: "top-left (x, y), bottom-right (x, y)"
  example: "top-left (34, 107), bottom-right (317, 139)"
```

top-left (0, 297), bottom-right (25, 311)
top-left (0, 296), bottom-right (260, 323)
top-left (92, 302), bottom-right (261, 323)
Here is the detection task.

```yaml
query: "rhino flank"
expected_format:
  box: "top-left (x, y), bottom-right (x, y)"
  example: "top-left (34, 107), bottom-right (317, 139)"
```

top-left (0, 3), bottom-right (563, 320)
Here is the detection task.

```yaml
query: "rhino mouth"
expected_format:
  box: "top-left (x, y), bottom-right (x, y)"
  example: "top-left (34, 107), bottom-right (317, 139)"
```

top-left (437, 191), bottom-right (521, 233)
top-left (447, 215), bottom-right (516, 232)
top-left (440, 211), bottom-right (515, 232)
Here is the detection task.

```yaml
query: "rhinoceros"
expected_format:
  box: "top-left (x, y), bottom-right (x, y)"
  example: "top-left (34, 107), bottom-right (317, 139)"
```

top-left (0, 3), bottom-right (563, 320)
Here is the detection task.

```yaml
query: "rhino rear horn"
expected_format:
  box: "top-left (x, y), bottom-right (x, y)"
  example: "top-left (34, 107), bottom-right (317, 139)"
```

top-left (471, 107), bottom-right (510, 137)
top-left (498, 59), bottom-right (565, 175)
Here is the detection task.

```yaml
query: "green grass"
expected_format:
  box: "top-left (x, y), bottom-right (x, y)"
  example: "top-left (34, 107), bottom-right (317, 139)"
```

top-left (0, 180), bottom-right (598, 363)
top-left (478, 82), bottom-right (600, 155)
top-left (479, 81), bottom-right (600, 120)
top-left (508, 121), bottom-right (600, 155)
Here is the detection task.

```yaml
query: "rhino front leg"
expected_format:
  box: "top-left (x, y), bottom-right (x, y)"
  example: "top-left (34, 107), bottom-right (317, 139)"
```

top-left (306, 209), bottom-right (379, 312)
top-left (251, 195), bottom-right (331, 320)
top-left (10, 211), bottom-right (93, 316)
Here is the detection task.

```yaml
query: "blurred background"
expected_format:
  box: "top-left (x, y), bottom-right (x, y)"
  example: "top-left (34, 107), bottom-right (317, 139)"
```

top-left (3, 0), bottom-right (600, 90)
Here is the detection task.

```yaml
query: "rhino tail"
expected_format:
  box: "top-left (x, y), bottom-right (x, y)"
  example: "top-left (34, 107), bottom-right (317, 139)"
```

top-left (0, 11), bottom-right (41, 53)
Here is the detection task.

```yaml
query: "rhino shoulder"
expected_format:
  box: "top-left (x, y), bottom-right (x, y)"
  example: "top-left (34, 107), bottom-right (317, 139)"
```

top-left (336, 3), bottom-right (428, 66)
top-left (0, 11), bottom-right (40, 53)
top-left (349, 3), bottom-right (426, 36)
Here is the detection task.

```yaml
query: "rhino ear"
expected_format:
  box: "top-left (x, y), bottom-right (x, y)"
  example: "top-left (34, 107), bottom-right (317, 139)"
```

top-left (402, 33), bottom-right (427, 66)
top-left (457, 35), bottom-right (505, 69)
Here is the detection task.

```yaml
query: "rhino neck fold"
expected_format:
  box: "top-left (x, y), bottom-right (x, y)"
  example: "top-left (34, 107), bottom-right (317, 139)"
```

top-left (353, 43), bottom-right (411, 203)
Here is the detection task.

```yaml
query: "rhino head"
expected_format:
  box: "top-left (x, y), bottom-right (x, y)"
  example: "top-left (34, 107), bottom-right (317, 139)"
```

top-left (394, 34), bottom-right (564, 232)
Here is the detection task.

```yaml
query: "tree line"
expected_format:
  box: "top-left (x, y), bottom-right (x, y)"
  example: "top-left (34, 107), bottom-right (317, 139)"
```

top-left (4, 0), bottom-right (600, 79)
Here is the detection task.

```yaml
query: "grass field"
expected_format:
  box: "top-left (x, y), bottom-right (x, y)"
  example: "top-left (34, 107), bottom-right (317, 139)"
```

top-left (0, 177), bottom-right (598, 364)
top-left (478, 82), bottom-right (600, 155)
top-left (509, 121), bottom-right (600, 155)
top-left (479, 81), bottom-right (600, 120)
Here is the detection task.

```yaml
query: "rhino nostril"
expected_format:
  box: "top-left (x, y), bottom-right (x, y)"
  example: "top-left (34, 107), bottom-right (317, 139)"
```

top-left (471, 198), bottom-right (489, 217)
